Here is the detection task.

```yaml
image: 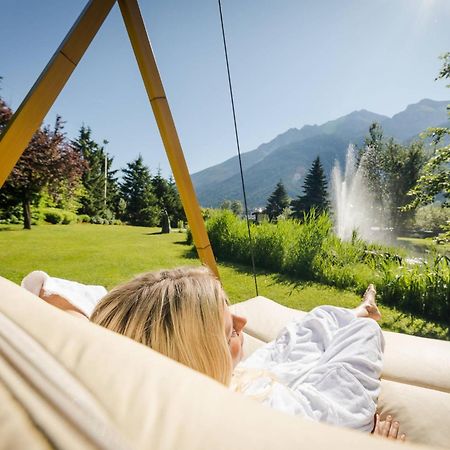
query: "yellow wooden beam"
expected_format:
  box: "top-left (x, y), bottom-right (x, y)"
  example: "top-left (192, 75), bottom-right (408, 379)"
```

top-left (0, 0), bottom-right (116, 187)
top-left (118, 0), bottom-right (219, 278)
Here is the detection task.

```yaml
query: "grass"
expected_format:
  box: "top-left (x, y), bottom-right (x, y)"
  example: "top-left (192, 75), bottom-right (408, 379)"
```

top-left (397, 236), bottom-right (450, 257)
top-left (1, 223), bottom-right (448, 340)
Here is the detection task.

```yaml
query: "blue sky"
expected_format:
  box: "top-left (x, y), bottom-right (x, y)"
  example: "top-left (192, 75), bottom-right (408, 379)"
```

top-left (1, 0), bottom-right (449, 177)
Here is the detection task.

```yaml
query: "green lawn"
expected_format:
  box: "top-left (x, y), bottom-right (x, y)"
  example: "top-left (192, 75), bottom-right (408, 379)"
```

top-left (397, 236), bottom-right (450, 257)
top-left (1, 223), bottom-right (448, 340)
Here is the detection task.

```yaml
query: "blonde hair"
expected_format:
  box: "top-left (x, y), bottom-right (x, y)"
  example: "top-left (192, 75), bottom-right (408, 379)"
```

top-left (91, 266), bottom-right (233, 385)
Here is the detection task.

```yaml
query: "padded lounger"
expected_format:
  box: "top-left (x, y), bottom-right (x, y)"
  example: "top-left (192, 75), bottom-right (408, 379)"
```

top-left (0, 276), bottom-right (446, 449)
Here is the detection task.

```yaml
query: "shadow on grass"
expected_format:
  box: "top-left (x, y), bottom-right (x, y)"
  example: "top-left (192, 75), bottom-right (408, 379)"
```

top-left (0, 226), bottom-right (21, 232)
top-left (200, 256), bottom-right (314, 295)
top-left (382, 310), bottom-right (450, 341)
top-left (174, 239), bottom-right (191, 246)
top-left (181, 246), bottom-right (199, 260)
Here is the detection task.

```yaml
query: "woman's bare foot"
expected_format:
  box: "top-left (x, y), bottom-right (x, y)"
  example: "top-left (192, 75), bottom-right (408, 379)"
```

top-left (354, 284), bottom-right (382, 321)
top-left (373, 414), bottom-right (406, 441)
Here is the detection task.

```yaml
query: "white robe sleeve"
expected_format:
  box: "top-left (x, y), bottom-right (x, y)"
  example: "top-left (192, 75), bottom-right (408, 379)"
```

top-left (236, 306), bottom-right (385, 432)
top-left (21, 271), bottom-right (107, 318)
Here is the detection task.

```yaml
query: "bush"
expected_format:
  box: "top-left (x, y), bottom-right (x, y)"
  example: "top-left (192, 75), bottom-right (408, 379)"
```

top-left (91, 216), bottom-right (106, 225)
top-left (41, 208), bottom-right (79, 225)
top-left (78, 214), bottom-right (91, 223)
top-left (31, 208), bottom-right (43, 225)
top-left (42, 208), bottom-right (64, 224)
top-left (196, 210), bottom-right (450, 325)
top-left (186, 226), bottom-right (192, 244)
top-left (378, 256), bottom-right (450, 322)
top-left (62, 211), bottom-right (78, 225)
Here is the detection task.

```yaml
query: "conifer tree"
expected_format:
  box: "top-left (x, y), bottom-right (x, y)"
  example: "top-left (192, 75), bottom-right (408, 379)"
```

top-left (166, 176), bottom-right (186, 225)
top-left (120, 155), bottom-right (159, 226)
top-left (292, 157), bottom-right (330, 218)
top-left (73, 126), bottom-right (119, 218)
top-left (151, 169), bottom-right (185, 231)
top-left (265, 181), bottom-right (290, 221)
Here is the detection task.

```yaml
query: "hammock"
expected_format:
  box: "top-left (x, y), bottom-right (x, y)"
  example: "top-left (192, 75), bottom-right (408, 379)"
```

top-left (1, 275), bottom-right (449, 449)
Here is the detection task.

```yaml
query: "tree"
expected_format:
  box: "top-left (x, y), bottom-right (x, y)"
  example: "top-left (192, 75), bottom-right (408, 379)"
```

top-left (219, 199), bottom-right (243, 216)
top-left (166, 176), bottom-right (186, 226)
top-left (358, 123), bottom-right (427, 231)
top-left (120, 155), bottom-right (159, 226)
top-left (230, 200), bottom-right (243, 217)
top-left (220, 199), bottom-right (232, 210)
top-left (1, 106), bottom-right (84, 229)
top-left (265, 181), bottom-right (290, 221)
top-left (406, 53), bottom-right (450, 210)
top-left (358, 123), bottom-right (386, 207)
top-left (151, 169), bottom-right (185, 231)
top-left (292, 157), bottom-right (329, 218)
top-left (73, 126), bottom-right (119, 218)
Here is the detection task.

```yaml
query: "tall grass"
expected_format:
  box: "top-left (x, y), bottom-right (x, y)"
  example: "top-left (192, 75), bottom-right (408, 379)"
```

top-left (195, 210), bottom-right (449, 325)
top-left (378, 256), bottom-right (450, 323)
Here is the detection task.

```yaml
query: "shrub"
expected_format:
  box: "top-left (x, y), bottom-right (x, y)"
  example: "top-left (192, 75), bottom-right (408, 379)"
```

top-left (62, 211), bottom-right (78, 225)
top-left (186, 226), bottom-right (192, 244)
top-left (42, 208), bottom-right (64, 224)
top-left (91, 216), bottom-right (106, 225)
top-left (197, 210), bottom-right (450, 325)
top-left (378, 256), bottom-right (450, 322)
top-left (286, 211), bottom-right (332, 278)
top-left (78, 214), bottom-right (91, 223)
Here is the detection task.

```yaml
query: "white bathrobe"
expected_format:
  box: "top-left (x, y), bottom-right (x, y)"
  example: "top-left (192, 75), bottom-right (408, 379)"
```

top-left (234, 306), bottom-right (384, 432)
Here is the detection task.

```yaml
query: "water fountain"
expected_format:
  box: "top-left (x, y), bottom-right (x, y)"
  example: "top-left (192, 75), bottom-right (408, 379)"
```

top-left (331, 145), bottom-right (392, 244)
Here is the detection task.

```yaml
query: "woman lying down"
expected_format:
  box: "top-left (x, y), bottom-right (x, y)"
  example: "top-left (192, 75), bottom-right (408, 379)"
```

top-left (22, 267), bottom-right (405, 441)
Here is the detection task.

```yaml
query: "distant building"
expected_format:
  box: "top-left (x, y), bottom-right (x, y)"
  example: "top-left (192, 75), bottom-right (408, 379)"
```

top-left (252, 208), bottom-right (268, 224)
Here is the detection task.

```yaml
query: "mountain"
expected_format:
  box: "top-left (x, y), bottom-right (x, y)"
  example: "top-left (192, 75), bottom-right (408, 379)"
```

top-left (381, 99), bottom-right (449, 141)
top-left (191, 99), bottom-right (449, 208)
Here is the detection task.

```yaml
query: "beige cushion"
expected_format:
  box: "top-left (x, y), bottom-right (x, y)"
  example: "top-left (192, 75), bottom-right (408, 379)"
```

top-left (0, 276), bottom-right (434, 450)
top-left (378, 379), bottom-right (450, 448)
top-left (0, 382), bottom-right (52, 450)
top-left (231, 296), bottom-right (450, 448)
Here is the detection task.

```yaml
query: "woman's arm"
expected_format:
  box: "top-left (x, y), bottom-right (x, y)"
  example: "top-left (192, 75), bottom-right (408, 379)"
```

top-left (39, 289), bottom-right (89, 320)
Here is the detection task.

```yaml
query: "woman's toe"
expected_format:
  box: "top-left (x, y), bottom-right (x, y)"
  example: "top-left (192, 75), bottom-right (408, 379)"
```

top-left (388, 421), bottom-right (399, 439)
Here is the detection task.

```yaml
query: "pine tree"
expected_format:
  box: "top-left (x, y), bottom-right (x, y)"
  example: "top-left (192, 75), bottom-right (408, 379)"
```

top-left (73, 126), bottom-right (119, 218)
top-left (166, 176), bottom-right (186, 226)
top-left (265, 181), bottom-right (290, 221)
top-left (150, 170), bottom-right (186, 231)
top-left (292, 157), bottom-right (330, 218)
top-left (120, 155), bottom-right (159, 226)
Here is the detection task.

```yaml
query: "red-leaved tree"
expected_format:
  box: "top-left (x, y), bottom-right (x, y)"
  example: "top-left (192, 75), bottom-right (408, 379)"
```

top-left (1, 96), bottom-right (85, 229)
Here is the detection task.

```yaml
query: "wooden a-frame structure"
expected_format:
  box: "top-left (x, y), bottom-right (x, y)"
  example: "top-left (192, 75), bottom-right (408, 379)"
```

top-left (0, 0), bottom-right (219, 277)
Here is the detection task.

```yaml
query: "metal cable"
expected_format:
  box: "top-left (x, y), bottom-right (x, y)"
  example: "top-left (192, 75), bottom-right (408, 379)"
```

top-left (217, 0), bottom-right (259, 296)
